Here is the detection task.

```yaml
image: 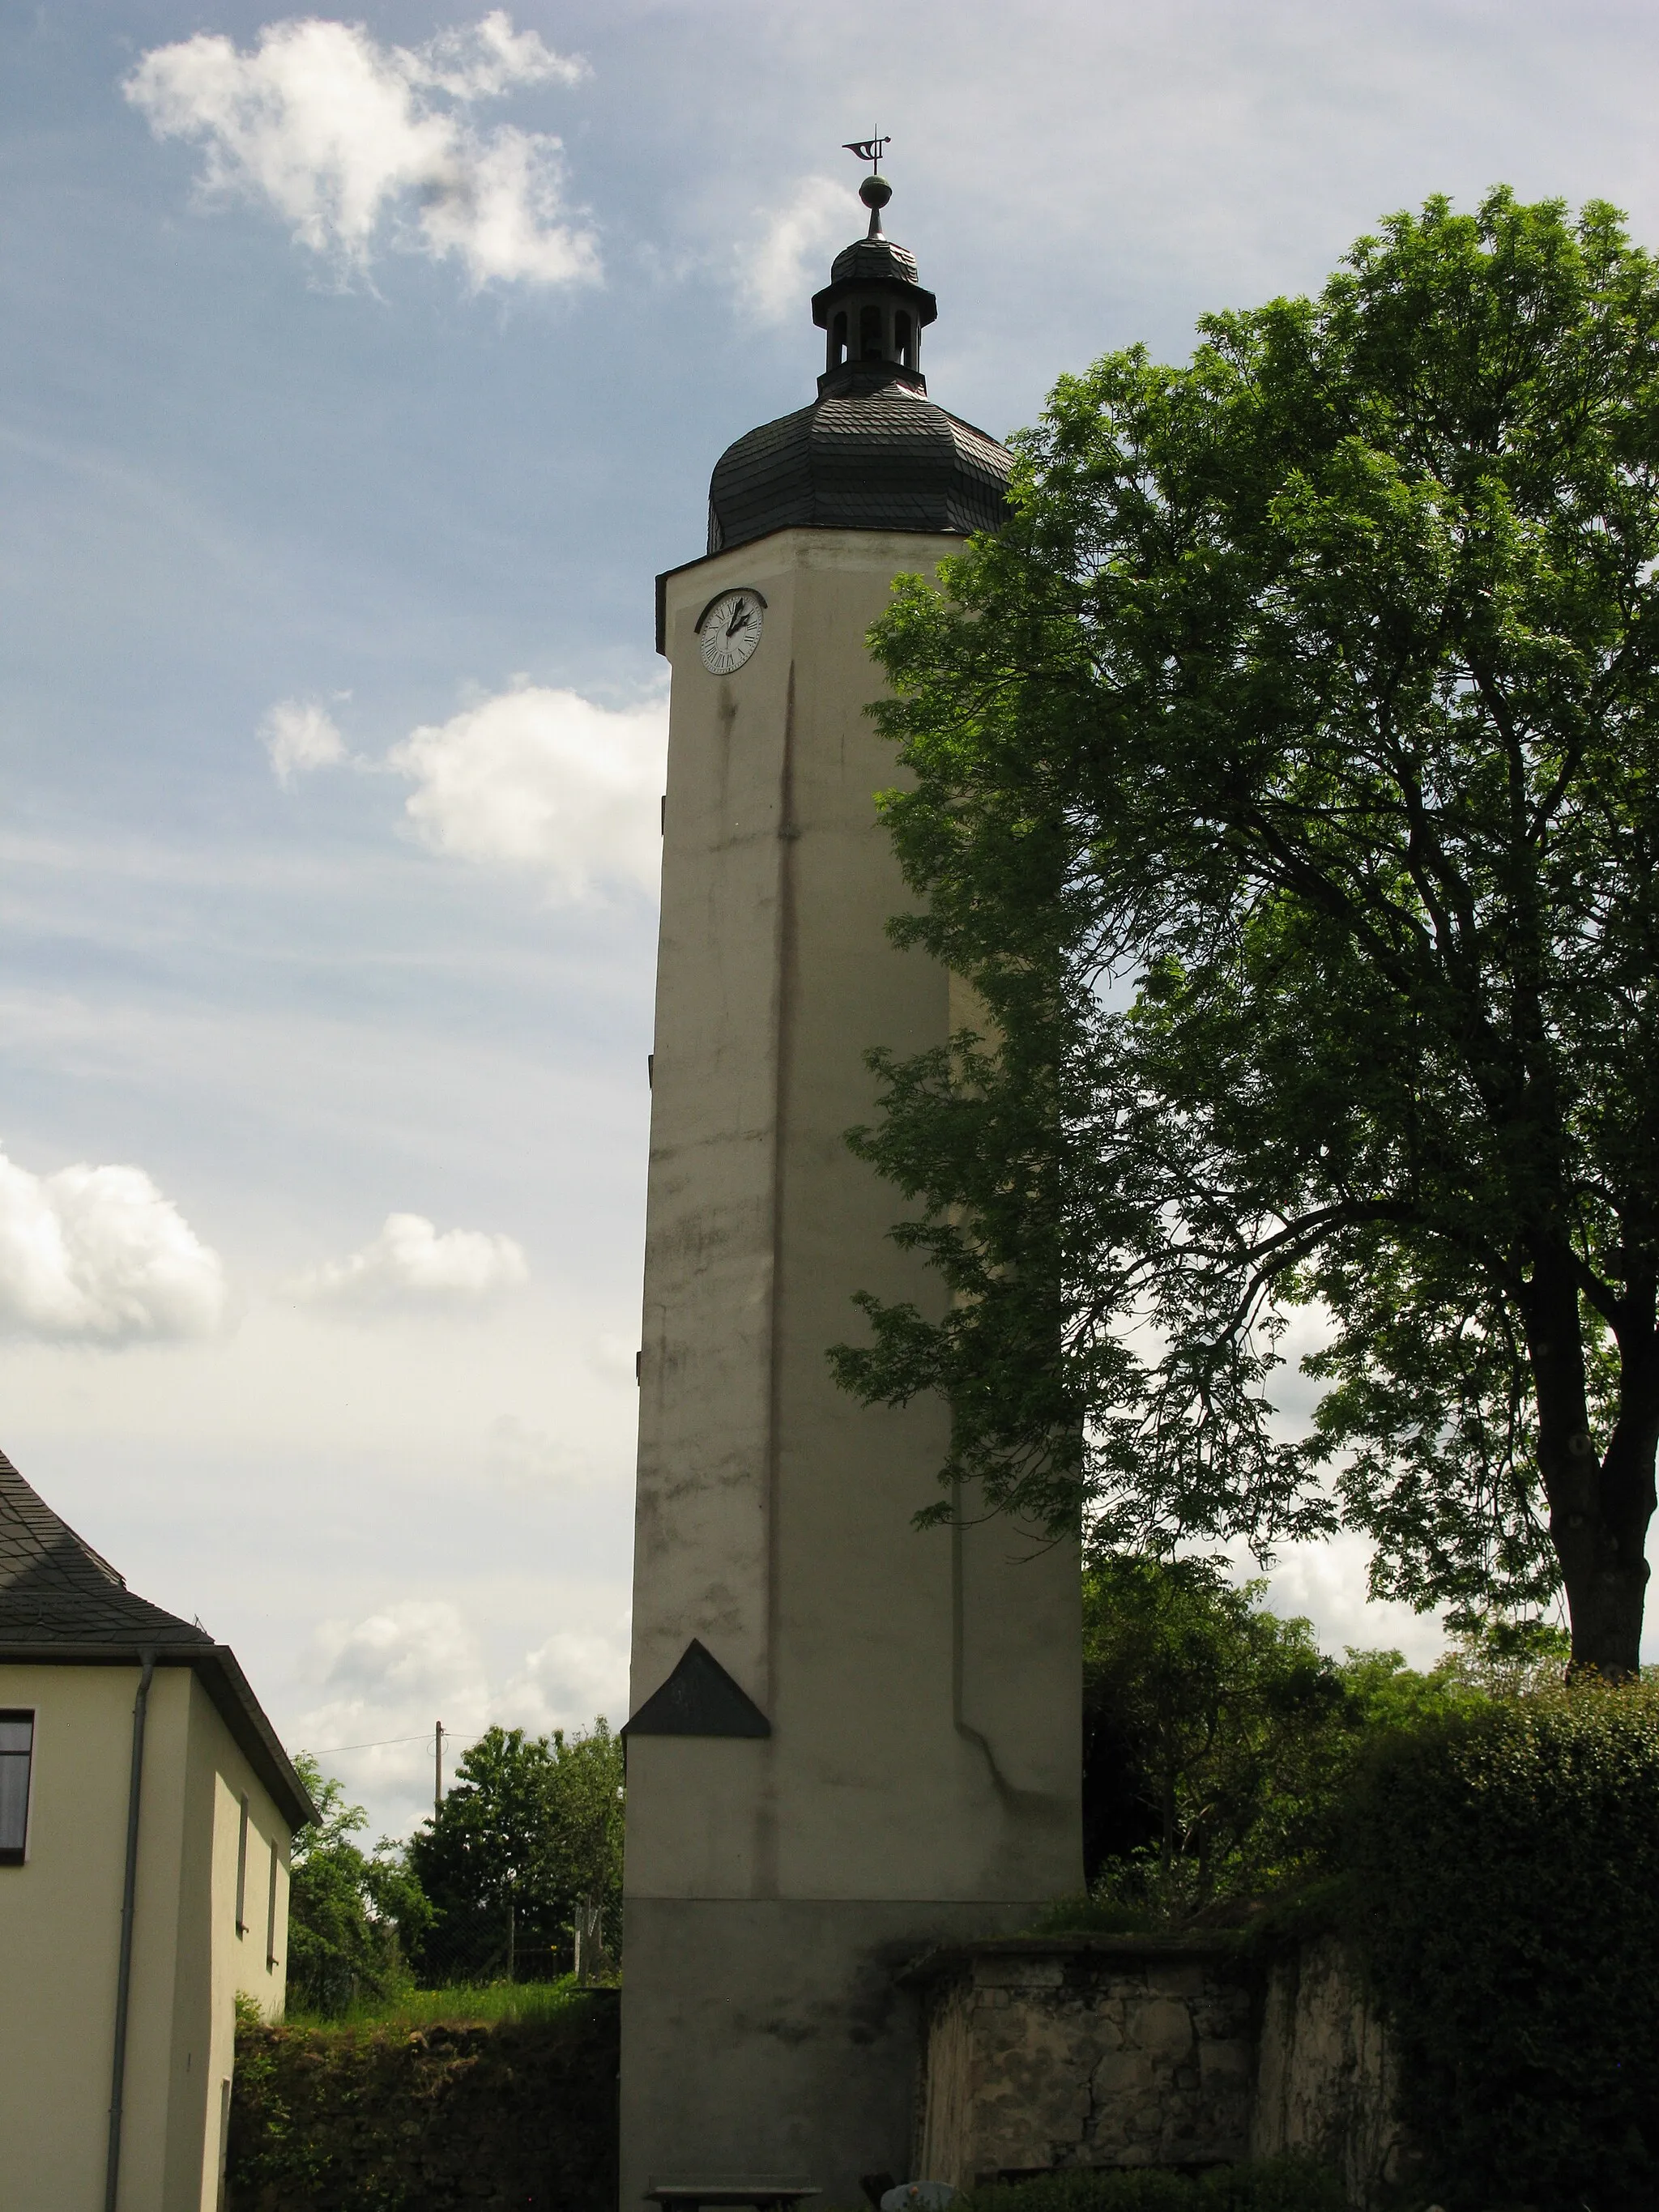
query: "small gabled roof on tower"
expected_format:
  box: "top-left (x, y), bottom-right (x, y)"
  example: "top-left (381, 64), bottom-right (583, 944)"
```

top-left (0, 1447), bottom-right (316, 1831)
top-left (622, 1637), bottom-right (771, 1739)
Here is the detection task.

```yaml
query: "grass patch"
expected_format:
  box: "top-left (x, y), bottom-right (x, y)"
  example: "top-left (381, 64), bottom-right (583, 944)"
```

top-left (285, 1975), bottom-right (600, 2031)
top-left (959, 2158), bottom-right (1343, 2212)
top-left (1021, 1895), bottom-right (1163, 1937)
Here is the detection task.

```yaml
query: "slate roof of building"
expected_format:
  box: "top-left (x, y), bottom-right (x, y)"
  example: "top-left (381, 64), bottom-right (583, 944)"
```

top-left (0, 1447), bottom-right (213, 1647)
top-left (707, 385), bottom-right (1012, 556)
top-left (0, 1446), bottom-right (316, 1829)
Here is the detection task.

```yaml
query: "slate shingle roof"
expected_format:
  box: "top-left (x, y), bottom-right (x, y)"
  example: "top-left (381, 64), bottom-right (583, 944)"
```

top-left (709, 193), bottom-right (1010, 557)
top-left (828, 234), bottom-right (921, 286)
top-left (0, 1447), bottom-right (316, 1830)
top-left (0, 1447), bottom-right (212, 1648)
top-left (707, 386), bottom-right (1012, 556)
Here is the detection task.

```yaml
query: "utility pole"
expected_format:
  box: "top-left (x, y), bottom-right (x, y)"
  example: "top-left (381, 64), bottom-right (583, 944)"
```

top-left (434, 1720), bottom-right (444, 1822)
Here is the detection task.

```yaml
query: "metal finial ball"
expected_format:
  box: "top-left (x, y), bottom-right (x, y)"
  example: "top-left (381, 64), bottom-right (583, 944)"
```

top-left (859, 175), bottom-right (893, 211)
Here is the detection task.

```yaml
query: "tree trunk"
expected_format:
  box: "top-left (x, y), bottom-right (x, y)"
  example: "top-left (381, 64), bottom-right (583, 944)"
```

top-left (1562, 1411), bottom-right (1659, 1677)
top-left (1526, 1261), bottom-right (1658, 1677)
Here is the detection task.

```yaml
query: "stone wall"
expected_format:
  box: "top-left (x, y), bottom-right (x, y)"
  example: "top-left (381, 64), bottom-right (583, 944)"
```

top-left (909, 1933), bottom-right (1405, 2204)
top-left (1251, 1933), bottom-right (1413, 2209)
top-left (910, 1937), bottom-right (1254, 2184)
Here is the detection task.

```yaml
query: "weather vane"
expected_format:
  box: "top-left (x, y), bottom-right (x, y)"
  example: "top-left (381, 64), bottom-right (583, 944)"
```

top-left (843, 134), bottom-right (890, 176)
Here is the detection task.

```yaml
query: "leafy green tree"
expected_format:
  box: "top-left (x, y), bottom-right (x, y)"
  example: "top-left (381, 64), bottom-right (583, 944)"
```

top-left (284, 1754), bottom-right (429, 2017)
top-left (1081, 1556), bottom-right (1481, 1908)
top-left (834, 189), bottom-right (1659, 1674)
top-left (1084, 1556), bottom-right (1337, 1900)
top-left (405, 1721), bottom-right (623, 1983)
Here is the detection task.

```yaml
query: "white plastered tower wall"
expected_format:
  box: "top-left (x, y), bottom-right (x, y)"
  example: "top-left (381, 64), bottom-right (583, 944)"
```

top-left (621, 525), bottom-right (1083, 2207)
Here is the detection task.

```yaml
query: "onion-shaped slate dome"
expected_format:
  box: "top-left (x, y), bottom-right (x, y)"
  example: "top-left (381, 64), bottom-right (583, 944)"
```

top-left (706, 175), bottom-right (1012, 554)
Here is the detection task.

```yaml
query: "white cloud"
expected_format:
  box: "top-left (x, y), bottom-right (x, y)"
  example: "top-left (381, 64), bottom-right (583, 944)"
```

top-left (503, 1624), bottom-right (630, 1735)
top-left (589, 1332), bottom-right (638, 1384)
top-left (413, 11), bottom-right (586, 100)
top-left (484, 1413), bottom-right (595, 1492)
top-left (0, 1145), bottom-right (227, 1344)
top-left (387, 684), bottom-right (667, 901)
top-left (125, 12), bottom-right (598, 289)
top-left (292, 1599), bottom-right (629, 1835)
top-left (260, 697), bottom-right (346, 783)
top-left (1232, 1531), bottom-right (1450, 1670)
top-left (292, 1211), bottom-right (529, 1308)
top-left (295, 1599), bottom-right (491, 1802)
top-left (736, 173), bottom-right (859, 326)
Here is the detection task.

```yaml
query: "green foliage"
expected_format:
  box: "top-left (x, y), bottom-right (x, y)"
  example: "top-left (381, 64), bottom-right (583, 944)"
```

top-left (1085, 1557), bottom-right (1332, 1905)
top-left (404, 1720), bottom-right (623, 1983)
top-left (286, 1754), bottom-right (429, 2020)
top-left (1079, 1554), bottom-right (1483, 1911)
top-left (288, 1975), bottom-right (588, 2031)
top-left (1346, 1676), bottom-right (1659, 2209)
top-left (959, 2157), bottom-right (1342, 2212)
top-left (227, 1993), bottom-right (333, 2199)
top-left (834, 188), bottom-right (1659, 1673)
top-left (228, 1995), bottom-right (620, 2212)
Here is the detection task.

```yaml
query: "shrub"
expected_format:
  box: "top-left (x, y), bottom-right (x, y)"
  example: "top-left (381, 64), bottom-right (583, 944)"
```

top-left (284, 1756), bottom-right (428, 2019)
top-left (1080, 1554), bottom-right (1487, 1915)
top-left (228, 1993), bottom-right (619, 2211)
top-left (960, 2156), bottom-right (1342, 2212)
top-left (1346, 1675), bottom-right (1659, 2210)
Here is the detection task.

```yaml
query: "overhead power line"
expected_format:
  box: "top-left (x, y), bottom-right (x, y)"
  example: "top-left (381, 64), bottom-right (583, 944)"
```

top-left (305, 1731), bottom-right (437, 1756)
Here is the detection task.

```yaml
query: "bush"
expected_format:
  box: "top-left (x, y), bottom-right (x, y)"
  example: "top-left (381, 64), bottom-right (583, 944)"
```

top-left (1347, 1675), bottom-right (1659, 2210)
top-left (1080, 1554), bottom-right (1486, 1914)
top-left (285, 1756), bottom-right (429, 2019)
top-left (228, 1992), bottom-right (619, 2210)
top-left (960, 2157), bottom-right (1342, 2212)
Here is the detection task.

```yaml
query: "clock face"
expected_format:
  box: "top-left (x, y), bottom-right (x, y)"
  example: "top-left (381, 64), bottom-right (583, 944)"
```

top-left (699, 590), bottom-right (764, 675)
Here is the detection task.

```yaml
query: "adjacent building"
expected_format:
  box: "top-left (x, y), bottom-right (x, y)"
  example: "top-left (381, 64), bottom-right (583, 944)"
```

top-left (0, 1447), bottom-right (314, 2212)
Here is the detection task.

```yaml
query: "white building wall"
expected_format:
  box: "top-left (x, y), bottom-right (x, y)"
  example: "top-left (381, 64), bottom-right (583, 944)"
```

top-left (622, 528), bottom-right (1082, 2209)
top-left (0, 1659), bottom-right (292, 2212)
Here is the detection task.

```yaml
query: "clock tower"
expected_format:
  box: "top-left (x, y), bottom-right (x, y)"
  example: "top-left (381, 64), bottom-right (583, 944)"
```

top-left (621, 173), bottom-right (1082, 2206)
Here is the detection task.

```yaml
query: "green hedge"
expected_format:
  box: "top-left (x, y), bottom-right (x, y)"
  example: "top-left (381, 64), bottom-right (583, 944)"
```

top-left (228, 1992), bottom-right (618, 2211)
top-left (960, 2158), bottom-right (1342, 2212)
top-left (1346, 1677), bottom-right (1659, 2211)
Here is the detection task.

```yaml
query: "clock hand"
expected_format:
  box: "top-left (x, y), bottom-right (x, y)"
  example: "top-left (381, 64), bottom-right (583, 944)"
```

top-left (727, 600), bottom-right (748, 636)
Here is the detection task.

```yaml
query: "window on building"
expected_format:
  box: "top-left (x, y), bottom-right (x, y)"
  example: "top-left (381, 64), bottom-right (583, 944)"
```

top-left (0, 1711), bottom-right (32, 1864)
top-left (235, 1794), bottom-right (249, 1936)
top-left (895, 311), bottom-right (913, 366)
top-left (266, 1839), bottom-right (279, 1971)
top-left (831, 310), bottom-right (847, 366)
top-left (859, 303), bottom-right (882, 359)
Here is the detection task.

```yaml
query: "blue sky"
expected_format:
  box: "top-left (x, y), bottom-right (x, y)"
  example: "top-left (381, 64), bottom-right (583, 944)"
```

top-left (4, 0), bottom-right (1658, 1835)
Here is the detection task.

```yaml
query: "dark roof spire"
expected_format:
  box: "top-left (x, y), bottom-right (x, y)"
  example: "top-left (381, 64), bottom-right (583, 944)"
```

top-left (700, 147), bottom-right (1012, 560)
top-left (810, 173), bottom-right (935, 402)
